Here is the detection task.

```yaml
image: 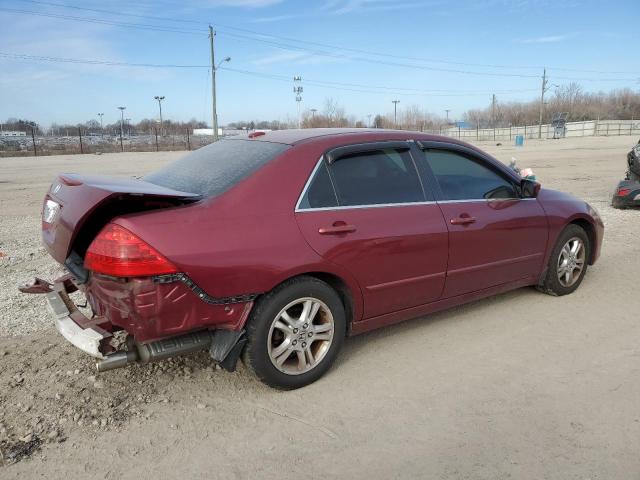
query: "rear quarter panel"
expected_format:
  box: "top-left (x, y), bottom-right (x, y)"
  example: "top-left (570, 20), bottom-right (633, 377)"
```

top-left (114, 143), bottom-right (366, 322)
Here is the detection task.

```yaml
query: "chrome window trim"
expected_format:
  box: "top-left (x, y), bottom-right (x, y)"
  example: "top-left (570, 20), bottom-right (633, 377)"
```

top-left (437, 198), bottom-right (537, 204)
top-left (293, 154), bottom-right (536, 213)
top-left (295, 197), bottom-right (535, 213)
top-left (296, 200), bottom-right (438, 213)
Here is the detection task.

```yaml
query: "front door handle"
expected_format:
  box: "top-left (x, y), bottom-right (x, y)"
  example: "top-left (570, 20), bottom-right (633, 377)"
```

top-left (450, 216), bottom-right (476, 225)
top-left (318, 223), bottom-right (357, 235)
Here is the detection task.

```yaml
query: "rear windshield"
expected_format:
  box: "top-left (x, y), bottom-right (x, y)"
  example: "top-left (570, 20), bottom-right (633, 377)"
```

top-left (144, 139), bottom-right (289, 197)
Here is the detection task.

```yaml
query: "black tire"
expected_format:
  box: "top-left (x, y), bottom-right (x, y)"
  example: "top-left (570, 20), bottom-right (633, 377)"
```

top-left (243, 276), bottom-right (346, 389)
top-left (539, 224), bottom-right (590, 296)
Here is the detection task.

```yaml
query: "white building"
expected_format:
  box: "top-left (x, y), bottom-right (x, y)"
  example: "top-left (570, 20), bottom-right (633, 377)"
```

top-left (0, 131), bottom-right (27, 137)
top-left (193, 128), bottom-right (223, 136)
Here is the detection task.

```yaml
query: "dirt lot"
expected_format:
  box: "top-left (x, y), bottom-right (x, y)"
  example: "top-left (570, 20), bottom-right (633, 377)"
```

top-left (1, 136), bottom-right (639, 479)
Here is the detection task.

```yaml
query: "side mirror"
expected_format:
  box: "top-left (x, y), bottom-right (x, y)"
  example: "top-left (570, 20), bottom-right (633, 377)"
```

top-left (521, 179), bottom-right (541, 198)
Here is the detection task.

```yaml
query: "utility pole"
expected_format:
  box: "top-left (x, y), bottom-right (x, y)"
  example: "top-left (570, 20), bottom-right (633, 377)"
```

top-left (445, 109), bottom-right (451, 123)
top-left (539, 67), bottom-right (547, 139)
top-left (118, 106), bottom-right (126, 152)
top-left (367, 114), bottom-right (372, 128)
top-left (154, 96), bottom-right (165, 136)
top-left (310, 108), bottom-right (317, 127)
top-left (209, 25), bottom-right (218, 141)
top-left (491, 94), bottom-right (497, 128)
top-left (208, 26), bottom-right (230, 141)
top-left (293, 76), bottom-right (303, 128)
top-left (392, 100), bottom-right (400, 127)
top-left (97, 113), bottom-right (104, 138)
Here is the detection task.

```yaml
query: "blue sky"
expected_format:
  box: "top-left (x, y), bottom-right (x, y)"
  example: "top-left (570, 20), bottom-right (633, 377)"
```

top-left (0, 0), bottom-right (638, 128)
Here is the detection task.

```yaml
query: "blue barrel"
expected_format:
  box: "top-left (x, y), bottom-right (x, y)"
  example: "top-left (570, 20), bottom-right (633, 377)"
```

top-left (515, 135), bottom-right (524, 146)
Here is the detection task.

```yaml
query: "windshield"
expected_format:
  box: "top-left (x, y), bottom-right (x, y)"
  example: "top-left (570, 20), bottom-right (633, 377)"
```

top-left (144, 139), bottom-right (289, 197)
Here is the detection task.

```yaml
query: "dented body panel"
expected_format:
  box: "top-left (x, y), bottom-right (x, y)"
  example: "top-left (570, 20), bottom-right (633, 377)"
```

top-left (83, 273), bottom-right (253, 343)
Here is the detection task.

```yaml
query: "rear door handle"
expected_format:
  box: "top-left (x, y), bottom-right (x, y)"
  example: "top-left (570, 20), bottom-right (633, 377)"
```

top-left (318, 223), bottom-right (357, 235)
top-left (450, 216), bottom-right (476, 225)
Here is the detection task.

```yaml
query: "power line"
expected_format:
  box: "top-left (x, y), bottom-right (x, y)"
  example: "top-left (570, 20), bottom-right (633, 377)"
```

top-left (0, 52), bottom-right (206, 68)
top-left (219, 67), bottom-right (536, 97)
top-left (13, 0), bottom-right (640, 76)
top-left (3, 7), bottom-right (638, 82)
top-left (1, 8), bottom-right (535, 78)
top-left (0, 51), bottom-right (539, 97)
top-left (0, 7), bottom-right (205, 35)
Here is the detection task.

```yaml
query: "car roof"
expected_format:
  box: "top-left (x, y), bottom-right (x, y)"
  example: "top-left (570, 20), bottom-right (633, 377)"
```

top-left (228, 127), bottom-right (520, 184)
top-left (227, 128), bottom-right (468, 146)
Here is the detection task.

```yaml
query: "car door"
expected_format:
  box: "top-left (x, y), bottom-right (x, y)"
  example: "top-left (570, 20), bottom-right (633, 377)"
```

top-left (294, 141), bottom-right (449, 319)
top-left (416, 144), bottom-right (548, 298)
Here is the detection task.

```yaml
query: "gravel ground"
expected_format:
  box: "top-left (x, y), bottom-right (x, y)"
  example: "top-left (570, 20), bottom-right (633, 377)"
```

top-left (0, 138), bottom-right (639, 478)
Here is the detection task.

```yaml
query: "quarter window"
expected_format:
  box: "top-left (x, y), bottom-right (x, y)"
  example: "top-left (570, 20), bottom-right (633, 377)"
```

top-left (422, 149), bottom-right (517, 200)
top-left (329, 148), bottom-right (424, 206)
top-left (297, 162), bottom-right (338, 209)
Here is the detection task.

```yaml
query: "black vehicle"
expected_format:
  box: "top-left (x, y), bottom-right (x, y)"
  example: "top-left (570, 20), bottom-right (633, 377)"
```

top-left (612, 141), bottom-right (640, 209)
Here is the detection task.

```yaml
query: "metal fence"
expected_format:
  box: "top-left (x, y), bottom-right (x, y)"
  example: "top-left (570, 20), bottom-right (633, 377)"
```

top-left (2, 119), bottom-right (640, 157)
top-left (424, 119), bottom-right (640, 142)
top-left (0, 131), bottom-right (215, 157)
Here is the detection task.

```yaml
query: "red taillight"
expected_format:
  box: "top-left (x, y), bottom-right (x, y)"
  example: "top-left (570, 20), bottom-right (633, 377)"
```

top-left (84, 223), bottom-right (178, 277)
top-left (617, 187), bottom-right (631, 197)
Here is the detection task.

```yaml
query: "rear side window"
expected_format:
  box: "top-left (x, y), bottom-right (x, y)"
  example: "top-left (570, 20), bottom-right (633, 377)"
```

top-left (422, 149), bottom-right (517, 200)
top-left (144, 139), bottom-right (289, 197)
top-left (329, 148), bottom-right (424, 206)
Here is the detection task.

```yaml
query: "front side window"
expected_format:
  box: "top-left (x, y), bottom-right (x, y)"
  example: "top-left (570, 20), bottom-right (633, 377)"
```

top-left (329, 148), bottom-right (424, 206)
top-left (422, 149), bottom-right (517, 200)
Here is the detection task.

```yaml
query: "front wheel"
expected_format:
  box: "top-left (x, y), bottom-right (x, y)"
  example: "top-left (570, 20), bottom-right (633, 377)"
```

top-left (539, 224), bottom-right (590, 296)
top-left (243, 276), bottom-right (346, 389)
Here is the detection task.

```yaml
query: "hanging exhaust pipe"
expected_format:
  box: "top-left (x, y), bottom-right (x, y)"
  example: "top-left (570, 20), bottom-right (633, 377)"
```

top-left (96, 330), bottom-right (214, 372)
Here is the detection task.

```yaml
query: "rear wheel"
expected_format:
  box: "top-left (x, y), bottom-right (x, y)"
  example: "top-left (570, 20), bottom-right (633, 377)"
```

top-left (539, 224), bottom-right (590, 296)
top-left (243, 276), bottom-right (346, 389)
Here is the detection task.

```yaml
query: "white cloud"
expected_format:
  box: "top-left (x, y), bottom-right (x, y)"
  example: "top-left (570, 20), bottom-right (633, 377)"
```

top-left (251, 50), bottom-right (350, 66)
top-left (252, 51), bottom-right (308, 66)
top-left (322, 0), bottom-right (425, 15)
top-left (203, 0), bottom-right (284, 7)
top-left (521, 34), bottom-right (571, 44)
top-left (251, 14), bottom-right (298, 22)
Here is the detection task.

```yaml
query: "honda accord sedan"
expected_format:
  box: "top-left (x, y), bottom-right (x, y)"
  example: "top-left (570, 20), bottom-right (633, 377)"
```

top-left (22, 129), bottom-right (604, 389)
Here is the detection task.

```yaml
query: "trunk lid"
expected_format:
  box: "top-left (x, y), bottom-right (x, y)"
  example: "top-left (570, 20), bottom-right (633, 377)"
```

top-left (42, 173), bottom-right (200, 264)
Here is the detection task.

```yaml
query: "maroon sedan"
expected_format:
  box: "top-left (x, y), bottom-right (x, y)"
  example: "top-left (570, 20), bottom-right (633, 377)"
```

top-left (24, 129), bottom-right (603, 389)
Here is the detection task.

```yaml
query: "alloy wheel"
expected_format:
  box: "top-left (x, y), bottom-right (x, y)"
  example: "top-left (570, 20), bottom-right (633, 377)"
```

top-left (557, 236), bottom-right (586, 288)
top-left (267, 297), bottom-right (335, 375)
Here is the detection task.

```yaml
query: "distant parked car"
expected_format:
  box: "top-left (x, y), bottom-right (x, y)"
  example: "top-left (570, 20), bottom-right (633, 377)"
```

top-left (22, 129), bottom-right (604, 389)
top-left (612, 140), bottom-right (640, 209)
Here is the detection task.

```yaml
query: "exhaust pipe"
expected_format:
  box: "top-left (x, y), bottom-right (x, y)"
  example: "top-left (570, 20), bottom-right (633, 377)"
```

top-left (96, 330), bottom-right (214, 372)
top-left (95, 350), bottom-right (139, 372)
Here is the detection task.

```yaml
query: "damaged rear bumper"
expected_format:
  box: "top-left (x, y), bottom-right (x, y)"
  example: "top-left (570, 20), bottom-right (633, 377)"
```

top-left (20, 275), bottom-right (250, 372)
top-left (25, 277), bottom-right (113, 358)
top-left (48, 288), bottom-right (107, 359)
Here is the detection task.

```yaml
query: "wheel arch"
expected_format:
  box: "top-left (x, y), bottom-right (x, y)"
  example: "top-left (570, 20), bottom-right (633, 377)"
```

top-left (261, 271), bottom-right (359, 335)
top-left (568, 217), bottom-right (597, 264)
